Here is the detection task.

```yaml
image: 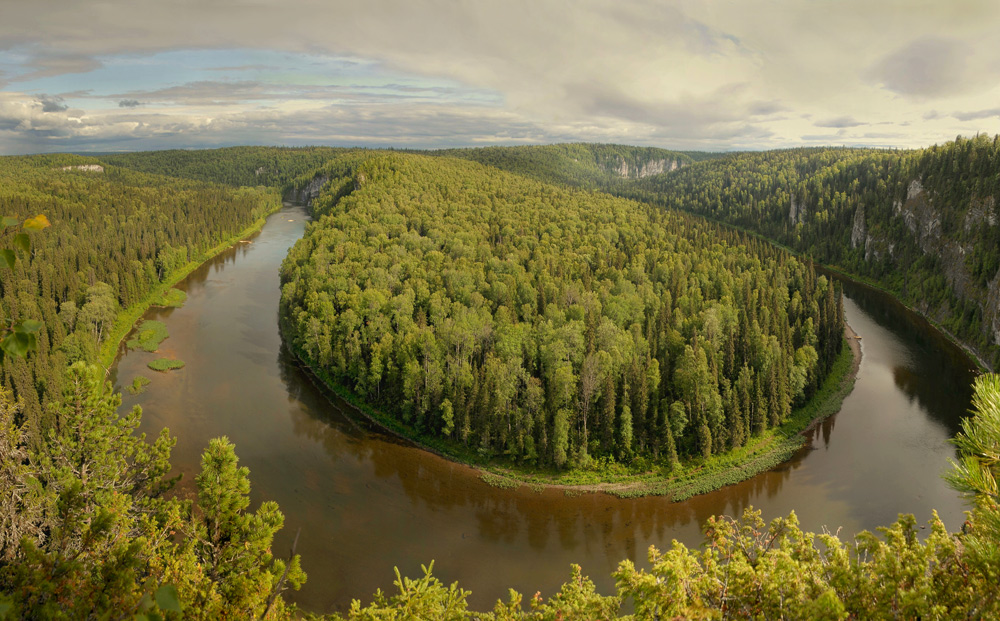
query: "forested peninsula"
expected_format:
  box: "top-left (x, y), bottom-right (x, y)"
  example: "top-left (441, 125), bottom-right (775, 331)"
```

top-left (0, 140), bottom-right (999, 618)
top-left (278, 152), bottom-right (848, 493)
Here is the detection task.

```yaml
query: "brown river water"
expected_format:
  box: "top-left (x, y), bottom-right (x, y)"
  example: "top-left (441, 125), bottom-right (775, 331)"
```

top-left (113, 204), bottom-right (979, 613)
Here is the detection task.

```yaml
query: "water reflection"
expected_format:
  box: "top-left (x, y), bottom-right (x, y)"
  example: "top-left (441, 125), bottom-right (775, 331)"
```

top-left (836, 279), bottom-right (976, 436)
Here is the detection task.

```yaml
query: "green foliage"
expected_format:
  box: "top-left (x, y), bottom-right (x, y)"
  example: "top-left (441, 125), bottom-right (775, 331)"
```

top-left (0, 153), bottom-right (280, 426)
top-left (437, 143), bottom-right (693, 189)
top-left (127, 375), bottom-right (151, 395)
top-left (153, 288), bottom-right (187, 308)
top-left (340, 562), bottom-right (471, 621)
top-left (127, 320), bottom-right (170, 352)
top-left (189, 437), bottom-right (306, 617)
top-left (619, 137), bottom-right (1000, 369)
top-left (0, 214), bottom-right (50, 362)
top-left (148, 358), bottom-right (184, 372)
top-left (280, 152), bottom-right (843, 475)
top-left (0, 364), bottom-right (304, 618)
top-left (101, 146), bottom-right (344, 188)
top-left (479, 473), bottom-right (520, 489)
top-left (946, 373), bottom-right (1000, 568)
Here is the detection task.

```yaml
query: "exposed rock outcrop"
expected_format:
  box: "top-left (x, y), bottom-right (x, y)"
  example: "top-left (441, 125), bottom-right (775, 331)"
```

top-left (894, 178), bottom-right (999, 353)
top-left (610, 157), bottom-right (683, 179)
top-left (965, 196), bottom-right (997, 232)
top-left (988, 269), bottom-right (1000, 347)
top-left (61, 164), bottom-right (104, 173)
top-left (850, 205), bottom-right (867, 250)
top-left (290, 175), bottom-right (329, 207)
top-left (897, 179), bottom-right (942, 253)
top-left (789, 196), bottom-right (803, 227)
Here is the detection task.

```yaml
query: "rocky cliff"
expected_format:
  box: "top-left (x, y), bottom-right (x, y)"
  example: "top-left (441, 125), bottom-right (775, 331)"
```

top-left (855, 175), bottom-right (1000, 364)
top-left (850, 205), bottom-right (866, 249)
top-left (790, 196), bottom-right (805, 227)
top-left (612, 157), bottom-right (684, 179)
top-left (289, 175), bottom-right (329, 206)
top-left (61, 164), bottom-right (104, 173)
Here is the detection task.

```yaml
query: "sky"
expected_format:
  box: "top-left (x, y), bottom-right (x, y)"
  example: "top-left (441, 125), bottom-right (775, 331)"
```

top-left (2, 0), bottom-right (1000, 154)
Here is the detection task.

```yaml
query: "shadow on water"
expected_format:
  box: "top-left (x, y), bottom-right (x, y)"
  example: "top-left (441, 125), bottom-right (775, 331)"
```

top-left (115, 206), bottom-right (979, 614)
top-left (836, 278), bottom-right (976, 436)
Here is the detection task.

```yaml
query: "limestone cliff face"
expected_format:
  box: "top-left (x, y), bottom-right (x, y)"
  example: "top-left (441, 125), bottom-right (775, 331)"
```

top-left (637, 159), bottom-right (681, 177)
top-left (610, 157), bottom-right (683, 179)
top-left (789, 196), bottom-right (804, 227)
top-left (61, 164), bottom-right (104, 173)
top-left (290, 175), bottom-right (329, 207)
top-left (617, 159), bottom-right (629, 177)
top-left (896, 179), bottom-right (979, 305)
top-left (965, 196), bottom-right (997, 231)
top-left (850, 205), bottom-right (866, 250)
top-left (988, 270), bottom-right (1000, 349)
top-left (887, 177), bottom-right (1000, 355)
top-left (898, 180), bottom-right (944, 252)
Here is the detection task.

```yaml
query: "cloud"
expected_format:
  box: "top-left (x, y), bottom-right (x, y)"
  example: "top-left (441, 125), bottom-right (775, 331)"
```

top-left (867, 37), bottom-right (972, 98)
top-left (952, 108), bottom-right (1000, 122)
top-left (118, 99), bottom-right (142, 108)
top-left (13, 53), bottom-right (102, 81)
top-left (815, 116), bottom-right (866, 129)
top-left (104, 77), bottom-right (498, 110)
top-left (37, 96), bottom-right (69, 113)
top-left (2, 1), bottom-right (1000, 152)
top-left (205, 64), bottom-right (279, 73)
top-left (0, 90), bottom-right (549, 154)
top-left (563, 81), bottom-right (783, 142)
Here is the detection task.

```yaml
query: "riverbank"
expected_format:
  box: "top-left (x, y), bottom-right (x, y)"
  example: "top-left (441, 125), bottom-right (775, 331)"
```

top-left (286, 325), bottom-right (861, 500)
top-left (814, 263), bottom-right (993, 374)
top-left (99, 196), bottom-right (284, 368)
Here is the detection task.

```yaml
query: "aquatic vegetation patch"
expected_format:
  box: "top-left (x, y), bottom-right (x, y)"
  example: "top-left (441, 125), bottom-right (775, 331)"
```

top-left (126, 375), bottom-right (151, 394)
top-left (127, 320), bottom-right (169, 352)
top-left (153, 288), bottom-right (187, 308)
top-left (148, 358), bottom-right (185, 372)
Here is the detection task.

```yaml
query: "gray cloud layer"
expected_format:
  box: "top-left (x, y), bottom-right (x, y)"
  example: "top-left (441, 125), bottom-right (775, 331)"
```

top-left (868, 37), bottom-right (973, 97)
top-left (3, 0), bottom-right (1000, 153)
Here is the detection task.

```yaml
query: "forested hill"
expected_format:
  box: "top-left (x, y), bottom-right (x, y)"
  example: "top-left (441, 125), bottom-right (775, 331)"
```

top-left (0, 153), bottom-right (280, 425)
top-left (446, 140), bottom-right (1000, 370)
top-left (280, 152), bottom-right (843, 470)
top-left (435, 143), bottom-right (695, 189)
top-left (101, 145), bottom-right (345, 187)
top-left (95, 139), bottom-right (1000, 371)
top-left (624, 138), bottom-right (1000, 369)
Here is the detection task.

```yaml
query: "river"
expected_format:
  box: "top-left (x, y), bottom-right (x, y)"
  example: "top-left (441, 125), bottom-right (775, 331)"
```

top-left (114, 203), bottom-right (979, 613)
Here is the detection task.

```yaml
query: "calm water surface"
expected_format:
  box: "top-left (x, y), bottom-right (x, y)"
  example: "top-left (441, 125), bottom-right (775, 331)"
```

top-left (114, 204), bottom-right (979, 613)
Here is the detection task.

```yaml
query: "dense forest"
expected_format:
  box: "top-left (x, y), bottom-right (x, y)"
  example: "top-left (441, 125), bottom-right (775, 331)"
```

top-left (435, 143), bottom-right (695, 189)
top-left (279, 152), bottom-right (843, 469)
top-left (0, 154), bottom-right (282, 425)
top-left (102, 146), bottom-right (345, 188)
top-left (619, 139), bottom-right (1000, 369)
top-left (441, 139), bottom-right (1000, 369)
top-left (2, 140), bottom-right (999, 617)
top-left (0, 155), bottom-right (311, 616)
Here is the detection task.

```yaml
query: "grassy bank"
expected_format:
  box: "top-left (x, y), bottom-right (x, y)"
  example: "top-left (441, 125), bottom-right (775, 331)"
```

top-left (286, 332), bottom-right (859, 499)
top-left (99, 196), bottom-right (283, 368)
